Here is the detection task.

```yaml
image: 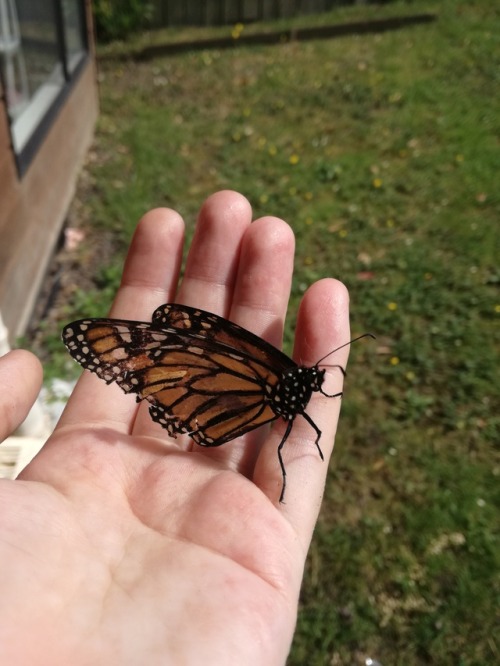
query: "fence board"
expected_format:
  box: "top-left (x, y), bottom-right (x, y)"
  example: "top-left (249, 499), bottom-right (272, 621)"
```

top-left (150, 0), bottom-right (372, 27)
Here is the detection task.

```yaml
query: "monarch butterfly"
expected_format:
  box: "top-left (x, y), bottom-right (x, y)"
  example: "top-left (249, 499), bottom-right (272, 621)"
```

top-left (62, 303), bottom-right (372, 501)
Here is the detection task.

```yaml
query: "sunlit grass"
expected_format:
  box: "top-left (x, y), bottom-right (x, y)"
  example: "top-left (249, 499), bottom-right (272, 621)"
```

top-left (39, 1), bottom-right (499, 662)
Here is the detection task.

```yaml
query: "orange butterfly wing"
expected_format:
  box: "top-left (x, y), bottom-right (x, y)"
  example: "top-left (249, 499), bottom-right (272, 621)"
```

top-left (62, 304), bottom-right (294, 445)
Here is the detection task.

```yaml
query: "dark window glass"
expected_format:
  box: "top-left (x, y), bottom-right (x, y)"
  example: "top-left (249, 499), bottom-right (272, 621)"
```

top-left (0, 0), bottom-right (87, 157)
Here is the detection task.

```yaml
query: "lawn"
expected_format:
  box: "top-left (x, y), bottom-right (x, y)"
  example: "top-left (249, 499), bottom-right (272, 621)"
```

top-left (35, 0), bottom-right (499, 663)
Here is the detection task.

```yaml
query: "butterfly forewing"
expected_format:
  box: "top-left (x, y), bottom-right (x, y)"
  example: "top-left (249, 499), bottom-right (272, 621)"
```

top-left (152, 304), bottom-right (294, 375)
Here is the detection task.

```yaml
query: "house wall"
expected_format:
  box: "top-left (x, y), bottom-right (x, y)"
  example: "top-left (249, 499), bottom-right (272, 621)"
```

top-left (0, 8), bottom-right (98, 344)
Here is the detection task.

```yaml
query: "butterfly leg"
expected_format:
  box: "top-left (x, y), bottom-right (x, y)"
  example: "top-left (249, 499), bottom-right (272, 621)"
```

top-left (277, 413), bottom-right (326, 502)
top-left (277, 420), bottom-right (294, 503)
top-left (301, 411), bottom-right (325, 461)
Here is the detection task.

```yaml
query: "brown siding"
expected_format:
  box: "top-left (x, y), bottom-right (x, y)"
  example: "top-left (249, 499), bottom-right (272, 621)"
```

top-left (0, 103), bottom-right (20, 237)
top-left (0, 57), bottom-right (98, 343)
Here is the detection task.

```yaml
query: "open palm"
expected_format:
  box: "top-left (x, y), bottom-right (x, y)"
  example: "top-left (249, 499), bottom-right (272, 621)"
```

top-left (0, 191), bottom-right (350, 665)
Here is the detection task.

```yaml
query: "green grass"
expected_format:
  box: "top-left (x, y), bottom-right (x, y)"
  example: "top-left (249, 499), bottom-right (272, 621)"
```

top-left (40, 1), bottom-right (499, 662)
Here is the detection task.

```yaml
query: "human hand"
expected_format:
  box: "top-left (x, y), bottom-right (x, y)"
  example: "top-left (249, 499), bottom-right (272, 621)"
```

top-left (0, 191), bottom-right (350, 665)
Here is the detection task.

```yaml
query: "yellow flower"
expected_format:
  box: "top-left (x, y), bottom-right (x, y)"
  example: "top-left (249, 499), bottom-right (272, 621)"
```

top-left (289, 154), bottom-right (300, 165)
top-left (405, 371), bottom-right (415, 381)
top-left (305, 216), bottom-right (314, 226)
top-left (387, 302), bottom-right (398, 311)
top-left (390, 356), bottom-right (400, 366)
top-left (495, 304), bottom-right (500, 314)
top-left (259, 193), bottom-right (269, 204)
top-left (231, 23), bottom-right (244, 39)
top-left (372, 177), bottom-right (383, 188)
top-left (386, 218), bottom-right (395, 228)
top-left (338, 229), bottom-right (347, 238)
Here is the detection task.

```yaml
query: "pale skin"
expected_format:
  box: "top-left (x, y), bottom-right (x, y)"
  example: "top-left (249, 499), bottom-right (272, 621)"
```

top-left (0, 191), bottom-right (350, 665)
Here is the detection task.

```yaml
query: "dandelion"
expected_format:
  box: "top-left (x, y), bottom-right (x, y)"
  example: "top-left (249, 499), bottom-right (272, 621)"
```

top-left (455, 154), bottom-right (464, 163)
top-left (289, 154), bottom-right (300, 165)
top-left (386, 218), bottom-right (395, 228)
top-left (305, 216), bottom-right (314, 226)
top-left (338, 229), bottom-right (348, 238)
top-left (231, 23), bottom-right (244, 39)
top-left (405, 371), bottom-right (415, 381)
top-left (387, 302), bottom-right (398, 311)
top-left (259, 193), bottom-right (269, 204)
top-left (495, 304), bottom-right (500, 314)
top-left (373, 177), bottom-right (383, 188)
top-left (390, 356), bottom-right (400, 366)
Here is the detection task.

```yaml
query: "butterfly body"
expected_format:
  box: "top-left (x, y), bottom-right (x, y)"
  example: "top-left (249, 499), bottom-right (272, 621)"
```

top-left (62, 303), bottom-right (341, 501)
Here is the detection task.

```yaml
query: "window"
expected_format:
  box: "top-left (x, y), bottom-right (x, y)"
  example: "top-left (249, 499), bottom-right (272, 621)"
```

top-left (0, 0), bottom-right (88, 171)
top-left (62, 0), bottom-right (87, 73)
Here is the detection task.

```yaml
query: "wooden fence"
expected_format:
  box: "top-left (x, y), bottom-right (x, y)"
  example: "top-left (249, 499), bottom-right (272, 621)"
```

top-left (150, 0), bottom-right (379, 27)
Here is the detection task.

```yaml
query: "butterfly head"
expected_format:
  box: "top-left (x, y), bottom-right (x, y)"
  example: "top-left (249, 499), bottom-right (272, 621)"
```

top-left (312, 333), bottom-right (375, 399)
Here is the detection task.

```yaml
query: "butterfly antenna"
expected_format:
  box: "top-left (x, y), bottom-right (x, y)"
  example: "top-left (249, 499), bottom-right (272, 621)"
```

top-left (316, 333), bottom-right (375, 367)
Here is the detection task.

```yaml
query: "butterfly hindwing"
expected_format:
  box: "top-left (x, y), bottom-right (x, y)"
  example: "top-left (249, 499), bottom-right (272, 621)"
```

top-left (62, 319), bottom-right (169, 389)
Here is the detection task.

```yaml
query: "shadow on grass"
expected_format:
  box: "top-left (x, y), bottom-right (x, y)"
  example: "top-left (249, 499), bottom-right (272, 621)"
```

top-left (103, 13), bottom-right (437, 62)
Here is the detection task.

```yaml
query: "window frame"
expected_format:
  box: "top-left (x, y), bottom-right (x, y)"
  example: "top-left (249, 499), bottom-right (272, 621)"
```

top-left (0, 0), bottom-right (90, 177)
